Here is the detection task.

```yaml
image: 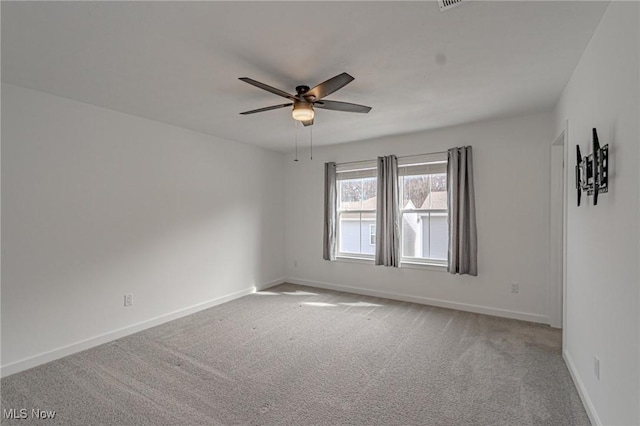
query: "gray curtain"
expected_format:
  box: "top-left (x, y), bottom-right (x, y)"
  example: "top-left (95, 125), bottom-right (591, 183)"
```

top-left (447, 146), bottom-right (477, 276)
top-left (323, 162), bottom-right (337, 261)
top-left (375, 155), bottom-right (400, 267)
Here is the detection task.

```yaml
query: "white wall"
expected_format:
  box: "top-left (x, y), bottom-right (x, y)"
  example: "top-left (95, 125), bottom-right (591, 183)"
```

top-left (284, 112), bottom-right (554, 324)
top-left (553, 2), bottom-right (639, 425)
top-left (1, 83), bottom-right (285, 374)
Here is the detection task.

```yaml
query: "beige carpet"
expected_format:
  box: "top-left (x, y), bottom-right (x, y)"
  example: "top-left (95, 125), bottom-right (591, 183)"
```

top-left (1, 283), bottom-right (589, 425)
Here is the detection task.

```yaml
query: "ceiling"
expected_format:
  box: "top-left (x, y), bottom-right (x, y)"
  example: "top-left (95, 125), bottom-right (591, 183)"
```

top-left (2, 1), bottom-right (608, 153)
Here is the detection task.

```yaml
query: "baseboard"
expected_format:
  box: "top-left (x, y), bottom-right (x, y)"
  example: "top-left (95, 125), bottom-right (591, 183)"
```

top-left (1, 280), bottom-right (283, 378)
top-left (286, 277), bottom-right (549, 324)
top-left (255, 277), bottom-right (286, 291)
top-left (563, 350), bottom-right (601, 426)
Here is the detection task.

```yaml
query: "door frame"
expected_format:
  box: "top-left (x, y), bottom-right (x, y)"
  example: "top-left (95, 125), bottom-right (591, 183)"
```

top-left (549, 122), bottom-right (568, 342)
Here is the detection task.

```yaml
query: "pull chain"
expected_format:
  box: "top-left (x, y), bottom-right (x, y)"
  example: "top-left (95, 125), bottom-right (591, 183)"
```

top-left (310, 124), bottom-right (313, 160)
top-left (294, 120), bottom-right (299, 162)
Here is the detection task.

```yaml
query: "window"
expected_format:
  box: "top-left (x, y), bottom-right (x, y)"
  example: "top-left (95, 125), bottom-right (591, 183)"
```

top-left (398, 154), bottom-right (448, 265)
top-left (336, 161), bottom-right (377, 257)
top-left (333, 154), bottom-right (448, 265)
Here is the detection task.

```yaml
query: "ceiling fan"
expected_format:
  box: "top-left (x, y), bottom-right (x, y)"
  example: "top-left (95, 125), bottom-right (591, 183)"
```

top-left (239, 72), bottom-right (371, 127)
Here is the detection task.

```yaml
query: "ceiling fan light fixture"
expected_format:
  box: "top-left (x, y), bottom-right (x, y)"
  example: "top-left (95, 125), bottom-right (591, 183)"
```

top-left (292, 101), bottom-right (314, 122)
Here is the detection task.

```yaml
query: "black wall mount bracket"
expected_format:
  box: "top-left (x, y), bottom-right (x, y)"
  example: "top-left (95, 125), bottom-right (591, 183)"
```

top-left (576, 128), bottom-right (608, 206)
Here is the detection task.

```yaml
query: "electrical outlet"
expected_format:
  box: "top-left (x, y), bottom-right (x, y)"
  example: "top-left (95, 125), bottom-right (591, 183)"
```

top-left (594, 356), bottom-right (600, 380)
top-left (124, 294), bottom-right (133, 307)
top-left (511, 283), bottom-right (519, 293)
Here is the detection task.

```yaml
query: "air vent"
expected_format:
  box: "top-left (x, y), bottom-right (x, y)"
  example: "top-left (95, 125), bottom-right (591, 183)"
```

top-left (438, 0), bottom-right (464, 12)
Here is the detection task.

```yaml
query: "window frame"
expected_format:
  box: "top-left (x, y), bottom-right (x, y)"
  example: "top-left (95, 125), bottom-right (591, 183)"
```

top-left (398, 154), bottom-right (449, 266)
top-left (335, 161), bottom-right (378, 260)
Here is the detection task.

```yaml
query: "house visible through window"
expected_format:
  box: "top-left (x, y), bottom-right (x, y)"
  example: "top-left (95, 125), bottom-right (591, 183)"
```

top-left (336, 161), bottom-right (377, 257)
top-left (398, 154), bottom-right (448, 265)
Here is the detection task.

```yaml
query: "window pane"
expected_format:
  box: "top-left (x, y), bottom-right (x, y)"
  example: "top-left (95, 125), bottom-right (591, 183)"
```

top-left (404, 213), bottom-right (449, 260)
top-left (423, 173), bottom-right (447, 209)
top-left (339, 177), bottom-right (376, 211)
top-left (339, 212), bottom-right (360, 254)
top-left (401, 212), bottom-right (420, 257)
top-left (337, 175), bottom-right (377, 256)
top-left (339, 179), bottom-right (362, 210)
top-left (339, 212), bottom-right (376, 255)
top-left (402, 175), bottom-right (430, 209)
top-left (430, 173), bottom-right (447, 192)
top-left (400, 172), bottom-right (449, 262)
top-left (402, 173), bottom-right (448, 210)
top-left (361, 177), bottom-right (376, 206)
top-left (361, 212), bottom-right (375, 254)
top-left (429, 213), bottom-right (448, 260)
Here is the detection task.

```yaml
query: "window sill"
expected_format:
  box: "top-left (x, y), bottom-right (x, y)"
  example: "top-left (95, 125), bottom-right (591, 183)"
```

top-left (336, 255), bottom-right (374, 264)
top-left (400, 261), bottom-right (448, 272)
top-left (335, 256), bottom-right (447, 272)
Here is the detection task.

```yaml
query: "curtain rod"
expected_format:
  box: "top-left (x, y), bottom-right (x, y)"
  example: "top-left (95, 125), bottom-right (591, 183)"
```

top-left (335, 150), bottom-right (448, 167)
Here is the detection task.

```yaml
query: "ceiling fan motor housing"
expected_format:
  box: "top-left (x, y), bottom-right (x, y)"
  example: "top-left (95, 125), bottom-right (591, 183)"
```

top-left (297, 85), bottom-right (317, 102)
top-left (296, 85), bottom-right (310, 95)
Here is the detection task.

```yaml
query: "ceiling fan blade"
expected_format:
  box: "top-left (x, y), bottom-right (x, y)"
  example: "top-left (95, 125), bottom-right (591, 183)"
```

top-left (240, 103), bottom-right (292, 115)
top-left (306, 72), bottom-right (354, 100)
top-left (302, 118), bottom-right (314, 127)
top-left (239, 77), bottom-right (297, 100)
top-left (314, 100), bottom-right (371, 113)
